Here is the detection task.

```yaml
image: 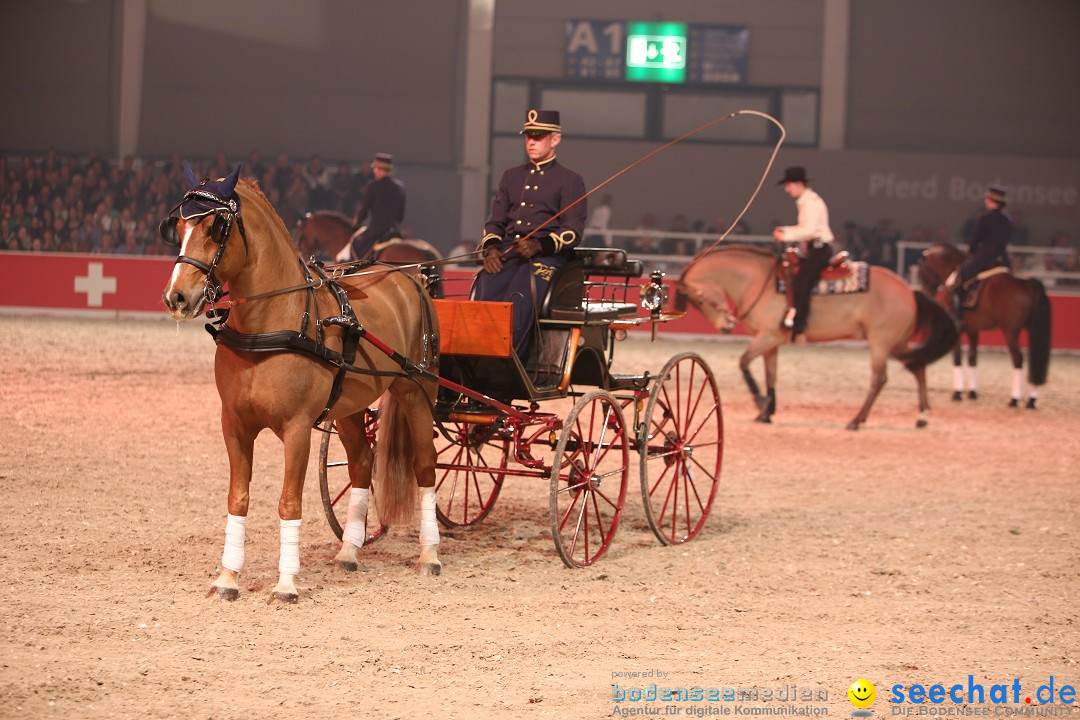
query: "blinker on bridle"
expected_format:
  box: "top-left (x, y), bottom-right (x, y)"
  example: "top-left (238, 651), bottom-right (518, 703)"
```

top-left (159, 184), bottom-right (248, 306)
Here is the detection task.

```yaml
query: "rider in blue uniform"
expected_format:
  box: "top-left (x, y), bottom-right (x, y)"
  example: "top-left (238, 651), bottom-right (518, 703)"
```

top-left (949, 184), bottom-right (1012, 315)
top-left (348, 152), bottom-right (405, 260)
top-left (476, 110), bottom-right (587, 357)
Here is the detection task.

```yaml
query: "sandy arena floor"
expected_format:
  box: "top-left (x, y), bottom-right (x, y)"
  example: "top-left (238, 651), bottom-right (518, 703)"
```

top-left (0, 315), bottom-right (1077, 719)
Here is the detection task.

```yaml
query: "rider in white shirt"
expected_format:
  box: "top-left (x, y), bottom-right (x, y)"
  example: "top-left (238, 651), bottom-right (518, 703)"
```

top-left (772, 166), bottom-right (834, 342)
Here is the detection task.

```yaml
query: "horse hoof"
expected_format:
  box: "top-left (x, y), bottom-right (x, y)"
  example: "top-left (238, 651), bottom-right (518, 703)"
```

top-left (1008, 398), bottom-right (1019, 408)
top-left (1025, 398), bottom-right (1037, 410)
top-left (336, 559), bottom-right (358, 573)
top-left (268, 591), bottom-right (299, 605)
top-left (207, 586), bottom-right (239, 601)
top-left (419, 563), bottom-right (442, 577)
top-left (754, 414), bottom-right (772, 424)
top-left (846, 422), bottom-right (860, 431)
top-left (951, 391), bottom-right (963, 402)
top-left (915, 418), bottom-right (928, 429)
top-left (968, 390), bottom-right (977, 400)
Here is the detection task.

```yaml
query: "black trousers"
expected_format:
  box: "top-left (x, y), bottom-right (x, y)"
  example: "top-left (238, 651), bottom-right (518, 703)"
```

top-left (791, 242), bottom-right (833, 334)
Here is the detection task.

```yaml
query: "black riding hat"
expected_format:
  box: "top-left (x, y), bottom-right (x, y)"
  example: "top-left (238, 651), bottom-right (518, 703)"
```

top-left (777, 166), bottom-right (809, 185)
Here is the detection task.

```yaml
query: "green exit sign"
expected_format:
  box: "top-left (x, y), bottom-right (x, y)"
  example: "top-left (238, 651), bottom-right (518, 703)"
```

top-left (625, 21), bottom-right (687, 83)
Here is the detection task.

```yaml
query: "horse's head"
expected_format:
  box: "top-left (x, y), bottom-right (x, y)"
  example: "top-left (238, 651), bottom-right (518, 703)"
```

top-left (674, 276), bottom-right (736, 334)
top-left (918, 243), bottom-right (964, 294)
top-left (161, 163), bottom-right (250, 319)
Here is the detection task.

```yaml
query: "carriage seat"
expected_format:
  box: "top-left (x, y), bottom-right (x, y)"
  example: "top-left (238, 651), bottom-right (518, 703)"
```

top-left (541, 248), bottom-right (642, 323)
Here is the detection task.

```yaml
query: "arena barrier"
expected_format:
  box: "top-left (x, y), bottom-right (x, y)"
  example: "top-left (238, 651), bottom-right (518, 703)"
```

top-left (2, 252), bottom-right (1078, 350)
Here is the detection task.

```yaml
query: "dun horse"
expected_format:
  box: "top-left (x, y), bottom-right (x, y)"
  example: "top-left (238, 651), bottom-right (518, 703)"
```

top-left (295, 210), bottom-right (441, 266)
top-left (917, 243), bottom-right (1051, 408)
top-left (677, 245), bottom-right (958, 429)
top-left (161, 165), bottom-right (441, 603)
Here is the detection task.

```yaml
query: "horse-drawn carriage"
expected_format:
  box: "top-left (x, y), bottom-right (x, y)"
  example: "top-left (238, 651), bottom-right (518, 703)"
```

top-left (318, 246), bottom-right (724, 568)
top-left (160, 167), bottom-right (722, 600)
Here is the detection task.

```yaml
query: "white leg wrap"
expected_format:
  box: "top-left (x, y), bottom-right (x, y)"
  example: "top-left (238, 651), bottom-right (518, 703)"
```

top-left (952, 366), bottom-right (964, 392)
top-left (342, 487), bottom-right (370, 548)
top-left (419, 487), bottom-right (439, 547)
top-left (1029, 387), bottom-right (1039, 399)
top-left (966, 365), bottom-right (978, 392)
top-left (221, 514), bottom-right (246, 573)
top-left (279, 518), bottom-right (302, 576)
top-left (1011, 368), bottom-right (1023, 400)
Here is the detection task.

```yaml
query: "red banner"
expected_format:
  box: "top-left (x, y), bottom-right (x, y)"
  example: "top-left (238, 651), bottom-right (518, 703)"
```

top-left (2, 253), bottom-right (1077, 349)
top-left (0, 252), bottom-right (174, 314)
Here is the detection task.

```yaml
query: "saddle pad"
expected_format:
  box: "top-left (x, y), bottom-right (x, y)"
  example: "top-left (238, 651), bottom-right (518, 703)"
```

top-left (777, 261), bottom-right (870, 295)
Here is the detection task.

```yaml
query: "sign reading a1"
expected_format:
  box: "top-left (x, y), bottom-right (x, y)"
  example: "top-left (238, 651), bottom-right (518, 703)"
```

top-left (625, 21), bottom-right (687, 83)
top-left (565, 19), bottom-right (625, 81)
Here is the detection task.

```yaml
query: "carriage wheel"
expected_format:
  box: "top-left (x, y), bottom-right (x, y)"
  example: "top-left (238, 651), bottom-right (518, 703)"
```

top-left (639, 352), bottom-right (723, 545)
top-left (434, 420), bottom-right (509, 527)
top-left (549, 391), bottom-right (629, 568)
top-left (318, 416), bottom-right (387, 545)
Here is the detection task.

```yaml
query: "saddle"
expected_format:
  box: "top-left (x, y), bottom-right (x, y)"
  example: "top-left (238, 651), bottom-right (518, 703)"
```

top-left (958, 265), bottom-right (1010, 308)
top-left (372, 235), bottom-right (406, 253)
top-left (777, 249), bottom-right (869, 297)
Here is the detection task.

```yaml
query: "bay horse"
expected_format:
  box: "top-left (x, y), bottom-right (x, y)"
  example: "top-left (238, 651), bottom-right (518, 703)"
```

top-left (917, 243), bottom-right (1051, 408)
top-left (676, 245), bottom-right (958, 430)
top-left (161, 164), bottom-right (442, 604)
top-left (295, 210), bottom-right (441, 266)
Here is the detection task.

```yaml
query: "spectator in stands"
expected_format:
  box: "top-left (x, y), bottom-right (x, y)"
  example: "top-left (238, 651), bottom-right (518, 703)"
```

top-left (1010, 210), bottom-right (1030, 246)
top-left (1045, 229), bottom-right (1073, 269)
top-left (869, 217), bottom-right (900, 267)
top-left (302, 153), bottom-right (333, 208)
top-left (121, 226), bottom-right (145, 255)
top-left (662, 213), bottom-right (691, 254)
top-left (585, 194), bottom-right (613, 246)
top-left (629, 212), bottom-right (659, 254)
top-left (839, 221), bottom-right (869, 262)
top-left (247, 149), bottom-right (267, 180)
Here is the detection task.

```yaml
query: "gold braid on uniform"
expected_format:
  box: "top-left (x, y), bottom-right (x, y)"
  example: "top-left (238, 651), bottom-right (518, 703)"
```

top-left (481, 232), bottom-right (501, 250)
top-left (548, 230), bottom-right (577, 253)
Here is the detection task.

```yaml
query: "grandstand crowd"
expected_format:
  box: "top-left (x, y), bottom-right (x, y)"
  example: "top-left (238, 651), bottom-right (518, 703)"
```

top-left (2, 150), bottom-right (1076, 279)
top-left (0, 150), bottom-right (367, 257)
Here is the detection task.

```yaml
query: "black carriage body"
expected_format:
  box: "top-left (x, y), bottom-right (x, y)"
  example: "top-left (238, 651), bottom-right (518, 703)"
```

top-left (436, 247), bottom-right (647, 405)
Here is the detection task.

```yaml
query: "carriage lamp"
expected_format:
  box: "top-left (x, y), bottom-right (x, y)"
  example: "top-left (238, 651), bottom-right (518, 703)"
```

top-left (420, 266), bottom-right (443, 299)
top-left (640, 270), bottom-right (668, 318)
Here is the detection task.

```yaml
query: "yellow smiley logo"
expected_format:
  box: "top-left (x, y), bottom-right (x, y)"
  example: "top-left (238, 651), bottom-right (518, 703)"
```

top-left (848, 678), bottom-right (876, 708)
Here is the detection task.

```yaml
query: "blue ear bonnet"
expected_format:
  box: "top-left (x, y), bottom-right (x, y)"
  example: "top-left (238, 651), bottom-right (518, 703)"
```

top-left (179, 161), bottom-right (242, 219)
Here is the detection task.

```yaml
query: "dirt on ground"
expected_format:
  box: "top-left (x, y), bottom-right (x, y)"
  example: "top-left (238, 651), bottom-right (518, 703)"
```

top-left (0, 315), bottom-right (1077, 719)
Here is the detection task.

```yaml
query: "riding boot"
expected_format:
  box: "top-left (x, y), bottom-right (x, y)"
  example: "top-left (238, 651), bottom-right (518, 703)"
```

top-left (951, 288), bottom-right (965, 326)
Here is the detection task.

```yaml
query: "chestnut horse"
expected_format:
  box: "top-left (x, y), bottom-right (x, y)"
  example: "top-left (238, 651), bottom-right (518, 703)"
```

top-left (677, 245), bottom-right (958, 430)
top-left (161, 165), bottom-right (441, 603)
top-left (295, 210), bottom-right (441, 266)
top-left (917, 243), bottom-right (1051, 408)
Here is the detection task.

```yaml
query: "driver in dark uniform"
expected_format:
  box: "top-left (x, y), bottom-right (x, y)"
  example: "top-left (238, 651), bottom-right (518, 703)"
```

top-left (340, 152), bottom-right (405, 261)
top-left (476, 109), bottom-right (587, 357)
top-left (947, 184), bottom-right (1012, 316)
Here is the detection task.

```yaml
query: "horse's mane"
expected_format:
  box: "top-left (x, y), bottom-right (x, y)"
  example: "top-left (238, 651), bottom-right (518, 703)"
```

top-left (307, 209), bottom-right (354, 229)
top-left (238, 177), bottom-right (270, 205)
top-left (924, 242), bottom-right (967, 262)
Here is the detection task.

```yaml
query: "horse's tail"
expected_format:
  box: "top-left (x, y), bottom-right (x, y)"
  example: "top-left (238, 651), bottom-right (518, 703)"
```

top-left (899, 290), bottom-right (960, 371)
top-left (371, 393), bottom-right (420, 527)
top-left (1025, 278), bottom-right (1051, 386)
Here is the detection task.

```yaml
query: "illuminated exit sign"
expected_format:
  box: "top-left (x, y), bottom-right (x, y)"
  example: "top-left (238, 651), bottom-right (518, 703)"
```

top-left (625, 21), bottom-right (687, 83)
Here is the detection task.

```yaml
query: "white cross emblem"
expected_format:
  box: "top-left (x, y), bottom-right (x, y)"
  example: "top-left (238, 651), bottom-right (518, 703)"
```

top-left (74, 262), bottom-right (118, 307)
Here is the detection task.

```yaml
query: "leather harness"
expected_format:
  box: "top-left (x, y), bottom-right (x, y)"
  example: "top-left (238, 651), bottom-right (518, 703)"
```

top-left (168, 183), bottom-right (434, 427)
